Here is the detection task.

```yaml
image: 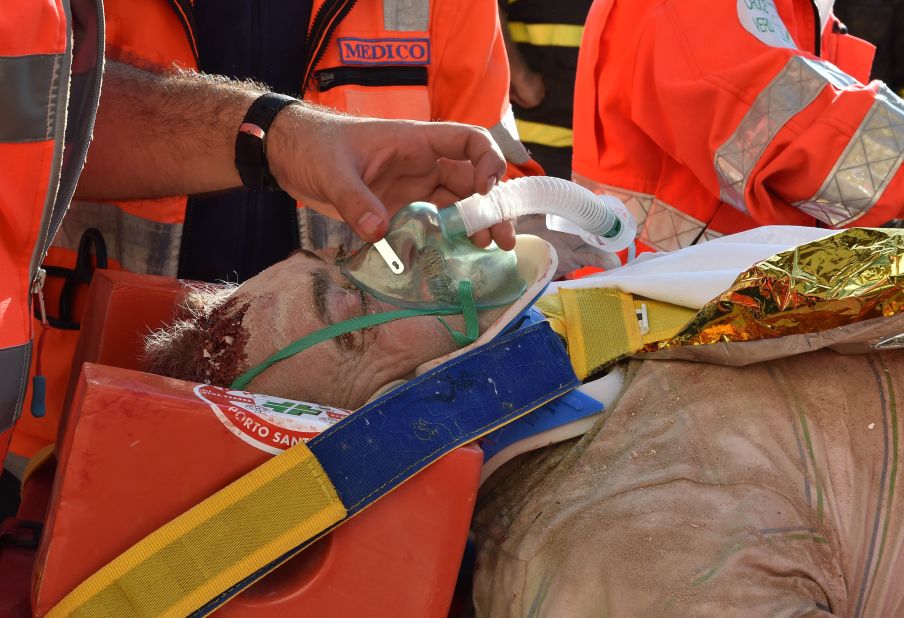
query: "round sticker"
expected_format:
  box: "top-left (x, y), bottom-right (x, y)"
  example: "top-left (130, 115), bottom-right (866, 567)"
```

top-left (195, 384), bottom-right (351, 454)
top-left (737, 0), bottom-right (796, 50)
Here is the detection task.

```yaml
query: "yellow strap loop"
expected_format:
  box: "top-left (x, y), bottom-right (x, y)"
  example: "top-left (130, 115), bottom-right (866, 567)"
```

top-left (48, 442), bottom-right (345, 618)
top-left (538, 287), bottom-right (696, 379)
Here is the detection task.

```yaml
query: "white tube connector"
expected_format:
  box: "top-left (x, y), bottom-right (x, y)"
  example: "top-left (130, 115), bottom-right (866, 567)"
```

top-left (440, 176), bottom-right (637, 253)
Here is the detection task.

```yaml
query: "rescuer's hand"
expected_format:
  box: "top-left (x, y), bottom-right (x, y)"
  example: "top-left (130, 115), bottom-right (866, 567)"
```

top-left (499, 11), bottom-right (545, 110)
top-left (76, 64), bottom-right (514, 248)
top-left (510, 66), bottom-right (546, 109)
top-left (516, 215), bottom-right (623, 277)
top-left (267, 106), bottom-right (514, 249)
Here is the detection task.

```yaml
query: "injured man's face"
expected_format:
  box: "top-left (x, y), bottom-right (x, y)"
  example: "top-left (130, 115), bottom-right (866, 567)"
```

top-left (145, 249), bottom-right (515, 409)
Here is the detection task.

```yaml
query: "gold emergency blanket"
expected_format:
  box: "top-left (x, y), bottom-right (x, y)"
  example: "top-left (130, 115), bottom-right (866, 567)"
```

top-left (643, 228), bottom-right (904, 364)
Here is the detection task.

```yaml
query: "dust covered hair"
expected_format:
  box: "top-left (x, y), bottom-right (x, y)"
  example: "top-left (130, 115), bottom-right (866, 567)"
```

top-left (144, 282), bottom-right (251, 386)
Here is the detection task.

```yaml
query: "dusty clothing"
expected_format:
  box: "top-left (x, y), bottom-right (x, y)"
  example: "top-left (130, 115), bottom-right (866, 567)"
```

top-left (473, 349), bottom-right (904, 616)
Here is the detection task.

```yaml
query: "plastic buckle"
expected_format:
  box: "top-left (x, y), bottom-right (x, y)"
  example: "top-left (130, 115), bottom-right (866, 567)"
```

top-left (0, 518), bottom-right (43, 550)
top-left (635, 302), bottom-right (650, 335)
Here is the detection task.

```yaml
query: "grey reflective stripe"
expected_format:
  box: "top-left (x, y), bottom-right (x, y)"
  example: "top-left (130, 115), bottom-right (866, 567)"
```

top-left (611, 189), bottom-right (709, 252)
top-left (0, 343), bottom-right (31, 434)
top-left (28, 0), bottom-right (74, 284)
top-left (29, 0), bottom-right (74, 285)
top-left (55, 201), bottom-right (183, 277)
top-left (489, 108), bottom-right (531, 165)
top-left (571, 174), bottom-right (710, 251)
top-left (0, 54), bottom-right (64, 142)
top-left (297, 209), bottom-right (365, 253)
top-left (46, 0), bottom-right (105, 258)
top-left (715, 56), bottom-right (857, 214)
top-left (383, 0), bottom-right (429, 31)
top-left (793, 84), bottom-right (904, 226)
top-left (698, 228), bottom-right (725, 243)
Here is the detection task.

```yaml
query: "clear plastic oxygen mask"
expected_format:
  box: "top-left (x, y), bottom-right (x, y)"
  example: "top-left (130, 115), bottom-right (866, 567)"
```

top-left (232, 179), bottom-right (638, 390)
top-left (341, 177), bottom-right (636, 312)
top-left (340, 201), bottom-right (527, 310)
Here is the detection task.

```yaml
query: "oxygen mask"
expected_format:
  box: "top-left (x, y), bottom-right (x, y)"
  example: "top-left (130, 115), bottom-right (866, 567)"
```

top-left (231, 179), bottom-right (637, 391)
top-left (340, 201), bottom-right (527, 310)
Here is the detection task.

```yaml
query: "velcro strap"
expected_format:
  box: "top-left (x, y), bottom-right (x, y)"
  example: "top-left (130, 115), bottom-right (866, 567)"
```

top-left (47, 443), bottom-right (344, 618)
top-left (50, 322), bottom-right (577, 617)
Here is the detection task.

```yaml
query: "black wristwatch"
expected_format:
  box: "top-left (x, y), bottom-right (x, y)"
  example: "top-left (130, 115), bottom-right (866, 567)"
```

top-left (234, 92), bottom-right (299, 192)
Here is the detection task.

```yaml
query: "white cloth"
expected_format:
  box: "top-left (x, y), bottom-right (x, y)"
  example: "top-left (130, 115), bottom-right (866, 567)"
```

top-left (550, 226), bottom-right (838, 309)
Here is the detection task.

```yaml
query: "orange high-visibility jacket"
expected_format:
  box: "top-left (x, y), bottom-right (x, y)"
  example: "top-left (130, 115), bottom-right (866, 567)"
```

top-left (573, 0), bottom-right (904, 252)
top-left (57, 0), bottom-right (530, 279)
top-left (11, 0), bottom-right (534, 456)
top-left (0, 0), bottom-right (102, 458)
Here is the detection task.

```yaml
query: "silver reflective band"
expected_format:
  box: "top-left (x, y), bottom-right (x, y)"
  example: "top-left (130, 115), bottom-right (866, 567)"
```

top-left (715, 56), bottom-right (856, 213)
top-left (0, 54), bottom-right (64, 142)
top-left (489, 108), bottom-right (531, 165)
top-left (611, 188), bottom-right (713, 252)
top-left (793, 84), bottom-right (904, 226)
top-left (55, 201), bottom-right (183, 277)
top-left (383, 0), bottom-right (429, 31)
top-left (0, 343), bottom-right (31, 433)
top-left (571, 174), bottom-right (713, 252)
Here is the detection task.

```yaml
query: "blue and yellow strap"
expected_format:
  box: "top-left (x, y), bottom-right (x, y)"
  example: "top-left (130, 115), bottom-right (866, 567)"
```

top-left (50, 321), bottom-right (577, 617)
top-left (47, 442), bottom-right (345, 618)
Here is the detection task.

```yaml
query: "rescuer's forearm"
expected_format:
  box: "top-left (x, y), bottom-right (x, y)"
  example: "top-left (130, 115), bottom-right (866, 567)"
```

top-left (74, 61), bottom-right (510, 244)
top-left (76, 62), bottom-right (273, 200)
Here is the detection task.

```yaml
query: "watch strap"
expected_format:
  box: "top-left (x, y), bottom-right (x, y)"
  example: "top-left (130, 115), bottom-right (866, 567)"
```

top-left (235, 92), bottom-right (298, 191)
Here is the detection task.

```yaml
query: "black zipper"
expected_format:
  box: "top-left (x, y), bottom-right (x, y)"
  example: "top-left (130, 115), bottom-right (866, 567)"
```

top-left (167, 0), bottom-right (357, 93)
top-left (809, 0), bottom-right (821, 57)
top-left (303, 0), bottom-right (358, 91)
top-left (315, 65), bottom-right (428, 92)
top-left (41, 0), bottom-right (106, 266)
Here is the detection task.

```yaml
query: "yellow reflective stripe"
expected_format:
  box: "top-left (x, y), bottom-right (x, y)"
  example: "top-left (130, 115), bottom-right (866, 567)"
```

top-left (507, 22), bottom-right (584, 47)
top-left (515, 119), bottom-right (574, 148)
top-left (48, 442), bottom-right (346, 618)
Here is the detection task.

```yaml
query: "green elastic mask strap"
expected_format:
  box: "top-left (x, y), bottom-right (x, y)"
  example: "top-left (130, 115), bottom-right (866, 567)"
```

top-left (438, 280), bottom-right (480, 347)
top-left (230, 280), bottom-right (481, 391)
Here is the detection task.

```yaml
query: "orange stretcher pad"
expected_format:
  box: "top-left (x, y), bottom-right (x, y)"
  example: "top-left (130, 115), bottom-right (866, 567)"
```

top-left (31, 270), bottom-right (482, 617)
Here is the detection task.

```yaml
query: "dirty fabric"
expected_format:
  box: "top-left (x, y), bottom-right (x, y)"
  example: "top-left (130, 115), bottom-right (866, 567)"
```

top-left (473, 350), bottom-right (904, 616)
